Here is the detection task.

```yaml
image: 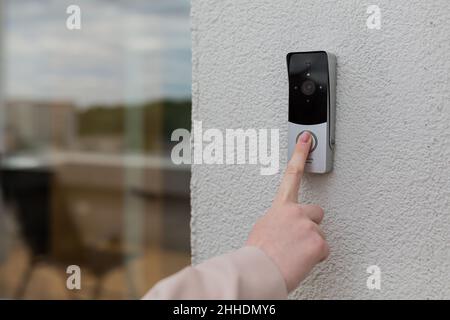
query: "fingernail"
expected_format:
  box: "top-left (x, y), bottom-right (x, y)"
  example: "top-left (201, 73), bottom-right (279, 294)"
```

top-left (299, 131), bottom-right (311, 143)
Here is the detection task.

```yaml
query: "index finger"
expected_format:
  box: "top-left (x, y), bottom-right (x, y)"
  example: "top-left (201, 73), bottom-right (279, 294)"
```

top-left (276, 131), bottom-right (311, 203)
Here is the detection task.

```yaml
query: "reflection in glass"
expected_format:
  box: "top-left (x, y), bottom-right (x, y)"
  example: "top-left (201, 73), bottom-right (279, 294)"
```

top-left (0, 0), bottom-right (191, 299)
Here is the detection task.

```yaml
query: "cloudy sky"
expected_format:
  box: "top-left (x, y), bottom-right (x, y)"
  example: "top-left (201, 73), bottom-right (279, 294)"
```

top-left (3, 0), bottom-right (191, 107)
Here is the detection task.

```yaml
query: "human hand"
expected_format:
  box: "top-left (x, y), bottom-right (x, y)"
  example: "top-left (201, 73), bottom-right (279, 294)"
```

top-left (246, 131), bottom-right (329, 292)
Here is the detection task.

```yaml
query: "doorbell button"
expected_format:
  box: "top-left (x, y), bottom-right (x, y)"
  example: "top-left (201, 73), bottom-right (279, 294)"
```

top-left (296, 130), bottom-right (317, 153)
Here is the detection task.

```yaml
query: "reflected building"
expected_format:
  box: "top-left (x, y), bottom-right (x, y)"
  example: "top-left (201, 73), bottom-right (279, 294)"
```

top-left (4, 100), bottom-right (77, 152)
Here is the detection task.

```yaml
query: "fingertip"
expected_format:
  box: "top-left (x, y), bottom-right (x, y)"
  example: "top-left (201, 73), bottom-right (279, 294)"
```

top-left (299, 131), bottom-right (311, 144)
top-left (295, 131), bottom-right (311, 154)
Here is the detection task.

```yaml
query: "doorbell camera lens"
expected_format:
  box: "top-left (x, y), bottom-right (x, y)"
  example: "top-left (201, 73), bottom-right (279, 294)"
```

top-left (300, 79), bottom-right (316, 96)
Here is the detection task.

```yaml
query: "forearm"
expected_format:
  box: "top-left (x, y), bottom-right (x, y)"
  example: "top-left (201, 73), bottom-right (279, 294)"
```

top-left (142, 246), bottom-right (287, 300)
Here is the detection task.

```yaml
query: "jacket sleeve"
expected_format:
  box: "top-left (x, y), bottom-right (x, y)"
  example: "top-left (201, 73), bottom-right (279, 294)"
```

top-left (142, 246), bottom-right (288, 300)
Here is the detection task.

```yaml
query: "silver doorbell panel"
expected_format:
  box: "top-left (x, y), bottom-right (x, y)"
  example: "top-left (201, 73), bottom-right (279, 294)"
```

top-left (287, 51), bottom-right (336, 173)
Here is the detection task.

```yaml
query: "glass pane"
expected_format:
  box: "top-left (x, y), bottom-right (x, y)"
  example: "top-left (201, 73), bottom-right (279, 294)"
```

top-left (0, 0), bottom-right (191, 299)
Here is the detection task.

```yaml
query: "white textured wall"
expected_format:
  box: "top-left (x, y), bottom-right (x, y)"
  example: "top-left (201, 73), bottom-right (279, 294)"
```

top-left (191, 0), bottom-right (450, 299)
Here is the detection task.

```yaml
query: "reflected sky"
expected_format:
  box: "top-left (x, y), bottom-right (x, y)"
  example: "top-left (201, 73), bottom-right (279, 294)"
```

top-left (3, 0), bottom-right (191, 107)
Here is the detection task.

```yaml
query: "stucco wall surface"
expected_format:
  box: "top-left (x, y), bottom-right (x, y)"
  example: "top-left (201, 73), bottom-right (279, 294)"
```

top-left (191, 0), bottom-right (450, 299)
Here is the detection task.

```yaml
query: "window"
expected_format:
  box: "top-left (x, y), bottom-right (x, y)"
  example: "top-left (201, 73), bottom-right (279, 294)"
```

top-left (0, 0), bottom-right (191, 299)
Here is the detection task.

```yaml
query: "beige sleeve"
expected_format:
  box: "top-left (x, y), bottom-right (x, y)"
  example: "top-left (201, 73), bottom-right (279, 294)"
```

top-left (142, 246), bottom-right (288, 300)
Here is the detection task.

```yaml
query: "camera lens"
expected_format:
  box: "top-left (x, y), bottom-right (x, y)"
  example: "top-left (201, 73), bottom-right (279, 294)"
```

top-left (300, 80), bottom-right (316, 96)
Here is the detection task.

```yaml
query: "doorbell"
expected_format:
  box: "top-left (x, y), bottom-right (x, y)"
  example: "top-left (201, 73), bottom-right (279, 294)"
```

top-left (287, 51), bottom-right (336, 173)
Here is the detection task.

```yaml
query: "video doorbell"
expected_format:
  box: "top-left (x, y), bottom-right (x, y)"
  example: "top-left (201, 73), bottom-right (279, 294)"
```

top-left (287, 51), bottom-right (336, 173)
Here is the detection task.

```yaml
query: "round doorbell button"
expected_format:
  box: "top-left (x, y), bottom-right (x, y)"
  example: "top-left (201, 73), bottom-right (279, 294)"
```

top-left (296, 130), bottom-right (317, 152)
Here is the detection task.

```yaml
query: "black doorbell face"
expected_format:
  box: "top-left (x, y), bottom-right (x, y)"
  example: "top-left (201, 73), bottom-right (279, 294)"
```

top-left (287, 51), bottom-right (336, 173)
top-left (288, 51), bottom-right (328, 125)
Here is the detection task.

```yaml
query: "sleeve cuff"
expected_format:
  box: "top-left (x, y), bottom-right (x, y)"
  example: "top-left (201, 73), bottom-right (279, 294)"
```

top-left (219, 246), bottom-right (288, 299)
top-left (142, 246), bottom-right (288, 300)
